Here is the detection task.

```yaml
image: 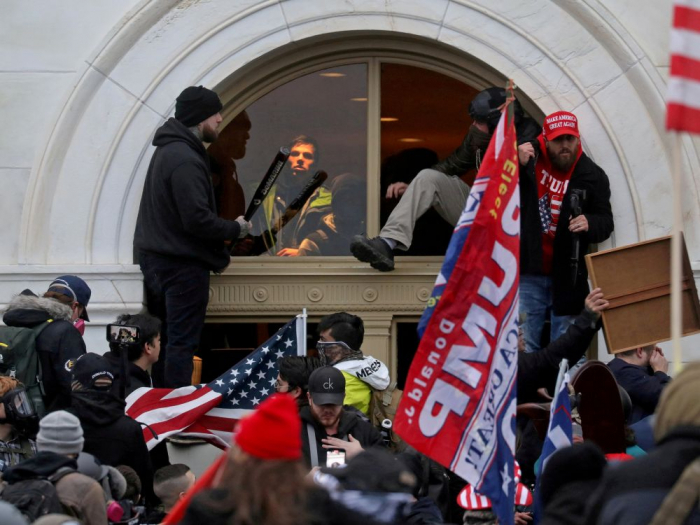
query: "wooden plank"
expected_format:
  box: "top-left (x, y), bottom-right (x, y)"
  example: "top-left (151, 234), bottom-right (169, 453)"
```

top-left (585, 235), bottom-right (700, 354)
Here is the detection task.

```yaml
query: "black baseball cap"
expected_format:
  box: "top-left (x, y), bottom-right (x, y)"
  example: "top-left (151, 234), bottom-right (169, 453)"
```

top-left (308, 366), bottom-right (345, 405)
top-left (72, 353), bottom-right (114, 391)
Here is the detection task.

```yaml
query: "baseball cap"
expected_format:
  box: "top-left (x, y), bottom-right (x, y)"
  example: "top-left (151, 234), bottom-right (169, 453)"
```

top-left (542, 111), bottom-right (580, 141)
top-left (47, 275), bottom-right (91, 321)
top-left (72, 353), bottom-right (115, 391)
top-left (308, 366), bottom-right (345, 405)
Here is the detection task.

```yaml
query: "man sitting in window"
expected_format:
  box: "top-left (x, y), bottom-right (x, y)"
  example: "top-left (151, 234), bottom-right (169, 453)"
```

top-left (350, 87), bottom-right (539, 271)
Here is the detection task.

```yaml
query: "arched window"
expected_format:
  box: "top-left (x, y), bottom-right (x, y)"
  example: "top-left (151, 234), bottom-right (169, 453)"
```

top-left (211, 59), bottom-right (482, 258)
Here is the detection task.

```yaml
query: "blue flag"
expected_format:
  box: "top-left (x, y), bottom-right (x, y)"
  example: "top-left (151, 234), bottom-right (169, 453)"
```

top-left (533, 368), bottom-right (573, 522)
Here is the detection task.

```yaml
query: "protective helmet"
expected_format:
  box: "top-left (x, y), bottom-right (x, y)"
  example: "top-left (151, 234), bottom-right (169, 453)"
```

top-left (469, 87), bottom-right (523, 133)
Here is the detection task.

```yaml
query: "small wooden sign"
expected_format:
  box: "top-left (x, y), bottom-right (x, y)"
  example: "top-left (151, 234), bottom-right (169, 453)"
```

top-left (585, 235), bottom-right (700, 354)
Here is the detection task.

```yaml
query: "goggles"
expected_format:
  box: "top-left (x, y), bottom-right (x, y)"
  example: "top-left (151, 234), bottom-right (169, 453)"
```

top-left (316, 340), bottom-right (354, 352)
top-left (316, 340), bottom-right (355, 366)
top-left (0, 387), bottom-right (38, 437)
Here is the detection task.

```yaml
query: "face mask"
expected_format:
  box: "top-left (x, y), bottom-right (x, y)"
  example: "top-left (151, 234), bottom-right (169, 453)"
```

top-left (74, 318), bottom-right (85, 336)
top-left (467, 126), bottom-right (492, 149)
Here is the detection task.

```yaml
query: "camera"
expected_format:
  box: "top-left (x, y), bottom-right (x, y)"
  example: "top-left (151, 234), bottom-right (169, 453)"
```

top-left (326, 450), bottom-right (346, 468)
top-left (106, 324), bottom-right (141, 345)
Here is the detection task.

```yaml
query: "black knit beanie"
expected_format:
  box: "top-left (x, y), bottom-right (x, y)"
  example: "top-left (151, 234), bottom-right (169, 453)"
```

top-left (175, 86), bottom-right (223, 127)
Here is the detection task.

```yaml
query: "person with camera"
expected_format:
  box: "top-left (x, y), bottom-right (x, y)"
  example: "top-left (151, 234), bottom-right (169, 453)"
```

top-left (350, 87), bottom-right (540, 271)
top-left (104, 313), bottom-right (162, 396)
top-left (518, 111), bottom-right (613, 353)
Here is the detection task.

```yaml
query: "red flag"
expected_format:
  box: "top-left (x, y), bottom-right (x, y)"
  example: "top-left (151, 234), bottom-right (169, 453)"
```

top-left (667, 0), bottom-right (700, 132)
top-left (394, 94), bottom-right (520, 525)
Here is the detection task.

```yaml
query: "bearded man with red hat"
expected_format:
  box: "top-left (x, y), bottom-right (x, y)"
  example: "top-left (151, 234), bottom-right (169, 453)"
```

top-left (518, 111), bottom-right (613, 354)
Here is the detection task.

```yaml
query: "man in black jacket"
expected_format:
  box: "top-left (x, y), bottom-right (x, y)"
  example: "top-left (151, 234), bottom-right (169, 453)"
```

top-left (517, 287), bottom-right (608, 403)
top-left (68, 353), bottom-right (155, 506)
top-left (1, 275), bottom-right (91, 413)
top-left (134, 85), bottom-right (252, 388)
top-left (584, 363), bottom-right (700, 525)
top-left (518, 111), bottom-right (613, 353)
top-left (300, 366), bottom-right (383, 469)
top-left (350, 87), bottom-right (540, 271)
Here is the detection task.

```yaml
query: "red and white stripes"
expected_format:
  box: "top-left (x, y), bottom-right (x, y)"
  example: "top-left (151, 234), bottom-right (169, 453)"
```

top-left (668, 0), bottom-right (700, 132)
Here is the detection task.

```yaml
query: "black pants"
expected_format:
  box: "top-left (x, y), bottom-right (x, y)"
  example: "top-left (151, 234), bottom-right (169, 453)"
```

top-left (139, 252), bottom-right (210, 388)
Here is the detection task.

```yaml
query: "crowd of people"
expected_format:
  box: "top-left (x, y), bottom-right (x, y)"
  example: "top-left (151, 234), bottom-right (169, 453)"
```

top-left (0, 83), bottom-right (695, 525)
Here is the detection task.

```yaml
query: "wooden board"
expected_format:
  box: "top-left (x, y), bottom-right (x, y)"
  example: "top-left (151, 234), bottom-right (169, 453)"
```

top-left (585, 235), bottom-right (700, 354)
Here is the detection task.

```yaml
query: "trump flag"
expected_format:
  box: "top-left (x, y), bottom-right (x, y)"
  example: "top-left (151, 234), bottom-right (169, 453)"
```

top-left (395, 95), bottom-right (520, 525)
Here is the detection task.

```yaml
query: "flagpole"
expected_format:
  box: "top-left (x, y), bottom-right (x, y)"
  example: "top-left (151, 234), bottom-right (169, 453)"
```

top-left (553, 358), bottom-right (569, 398)
top-left (671, 132), bottom-right (683, 375)
top-left (300, 308), bottom-right (308, 356)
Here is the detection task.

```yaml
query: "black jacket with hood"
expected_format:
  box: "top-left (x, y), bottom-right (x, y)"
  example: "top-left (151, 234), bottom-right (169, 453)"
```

top-left (433, 116), bottom-right (540, 176)
top-left (2, 292), bottom-right (86, 412)
top-left (103, 350), bottom-right (152, 396)
top-left (68, 390), bottom-right (154, 503)
top-left (299, 405), bottom-right (383, 468)
top-left (517, 307), bottom-right (600, 403)
top-left (520, 143), bottom-right (613, 315)
top-left (134, 117), bottom-right (240, 271)
top-left (584, 426), bottom-right (700, 525)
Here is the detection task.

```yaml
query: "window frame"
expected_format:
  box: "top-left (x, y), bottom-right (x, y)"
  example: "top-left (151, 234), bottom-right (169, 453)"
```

top-left (215, 36), bottom-right (540, 261)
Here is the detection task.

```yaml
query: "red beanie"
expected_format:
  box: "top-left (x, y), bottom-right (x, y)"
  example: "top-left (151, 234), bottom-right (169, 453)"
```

top-left (234, 394), bottom-right (301, 460)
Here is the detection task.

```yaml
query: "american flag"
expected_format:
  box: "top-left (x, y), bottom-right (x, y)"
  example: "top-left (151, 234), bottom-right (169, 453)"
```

top-left (457, 462), bottom-right (532, 510)
top-left (126, 315), bottom-right (306, 449)
top-left (668, 0), bottom-right (700, 133)
top-left (538, 193), bottom-right (552, 233)
top-left (533, 367), bottom-right (572, 521)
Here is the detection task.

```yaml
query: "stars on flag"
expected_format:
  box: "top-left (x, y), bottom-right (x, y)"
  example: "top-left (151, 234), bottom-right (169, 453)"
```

top-left (204, 319), bottom-right (301, 413)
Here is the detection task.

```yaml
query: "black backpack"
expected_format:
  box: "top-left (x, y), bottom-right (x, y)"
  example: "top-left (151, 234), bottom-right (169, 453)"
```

top-left (0, 320), bottom-right (52, 417)
top-left (0, 466), bottom-right (75, 522)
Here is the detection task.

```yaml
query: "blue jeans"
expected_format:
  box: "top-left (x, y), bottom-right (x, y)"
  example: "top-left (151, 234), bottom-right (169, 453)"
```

top-left (519, 275), bottom-right (576, 354)
top-left (139, 252), bottom-right (211, 388)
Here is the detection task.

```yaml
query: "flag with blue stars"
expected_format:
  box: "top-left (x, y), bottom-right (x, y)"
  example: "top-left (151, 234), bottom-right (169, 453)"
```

top-left (126, 315), bottom-right (306, 449)
top-left (538, 192), bottom-right (552, 233)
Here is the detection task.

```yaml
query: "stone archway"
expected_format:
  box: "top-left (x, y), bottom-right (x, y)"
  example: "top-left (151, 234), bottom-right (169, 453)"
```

top-left (13, 0), bottom-right (700, 359)
top-left (19, 0), bottom-right (695, 268)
